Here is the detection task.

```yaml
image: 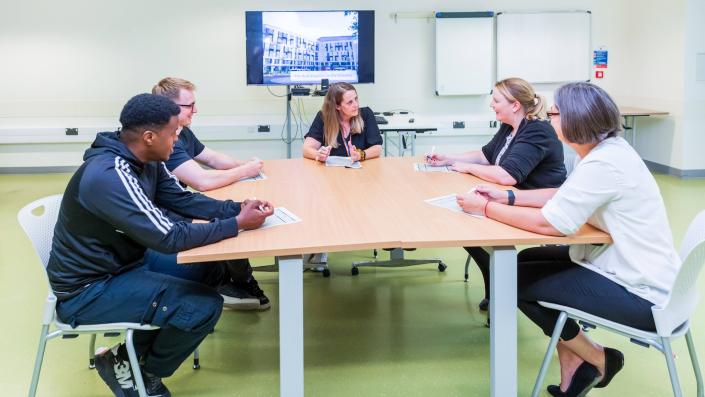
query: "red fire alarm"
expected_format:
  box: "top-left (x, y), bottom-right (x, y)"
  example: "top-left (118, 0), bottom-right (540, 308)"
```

top-left (595, 70), bottom-right (604, 79)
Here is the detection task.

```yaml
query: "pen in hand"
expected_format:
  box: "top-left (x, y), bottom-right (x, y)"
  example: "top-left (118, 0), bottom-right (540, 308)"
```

top-left (426, 146), bottom-right (436, 162)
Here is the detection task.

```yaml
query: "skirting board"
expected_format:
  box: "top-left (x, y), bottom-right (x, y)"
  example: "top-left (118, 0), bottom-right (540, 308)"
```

top-left (643, 160), bottom-right (705, 179)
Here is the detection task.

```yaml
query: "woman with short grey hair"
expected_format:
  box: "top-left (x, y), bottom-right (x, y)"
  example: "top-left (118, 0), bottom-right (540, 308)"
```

top-left (455, 82), bottom-right (680, 396)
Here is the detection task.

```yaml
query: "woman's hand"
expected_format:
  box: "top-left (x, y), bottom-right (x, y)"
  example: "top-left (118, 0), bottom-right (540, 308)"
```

top-left (456, 190), bottom-right (488, 216)
top-left (474, 184), bottom-right (510, 205)
top-left (315, 145), bottom-right (332, 162)
top-left (350, 145), bottom-right (361, 162)
top-left (426, 153), bottom-right (452, 166)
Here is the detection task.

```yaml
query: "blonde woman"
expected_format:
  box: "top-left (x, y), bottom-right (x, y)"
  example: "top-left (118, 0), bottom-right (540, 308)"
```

top-left (428, 77), bottom-right (566, 313)
top-left (303, 82), bottom-right (382, 162)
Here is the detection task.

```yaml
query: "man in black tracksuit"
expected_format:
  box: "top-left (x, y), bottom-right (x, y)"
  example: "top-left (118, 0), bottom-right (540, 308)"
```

top-left (47, 94), bottom-right (273, 396)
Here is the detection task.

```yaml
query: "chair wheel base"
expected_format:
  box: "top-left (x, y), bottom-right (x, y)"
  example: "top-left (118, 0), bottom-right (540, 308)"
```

top-left (351, 267), bottom-right (359, 276)
top-left (322, 268), bottom-right (331, 277)
top-left (438, 262), bottom-right (447, 272)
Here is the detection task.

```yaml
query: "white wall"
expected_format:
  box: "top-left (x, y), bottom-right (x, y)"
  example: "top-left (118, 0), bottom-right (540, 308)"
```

top-left (0, 0), bottom-right (699, 172)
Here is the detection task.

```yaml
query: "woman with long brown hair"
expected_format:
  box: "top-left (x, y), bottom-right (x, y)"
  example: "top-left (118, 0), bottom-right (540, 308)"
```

top-left (303, 82), bottom-right (382, 162)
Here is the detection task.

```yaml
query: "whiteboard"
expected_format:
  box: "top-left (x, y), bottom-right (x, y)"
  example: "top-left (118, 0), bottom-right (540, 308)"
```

top-left (496, 11), bottom-right (591, 83)
top-left (435, 12), bottom-right (494, 96)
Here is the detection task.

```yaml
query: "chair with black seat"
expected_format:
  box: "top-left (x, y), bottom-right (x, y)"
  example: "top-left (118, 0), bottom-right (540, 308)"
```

top-left (20, 195), bottom-right (200, 397)
top-left (530, 209), bottom-right (705, 397)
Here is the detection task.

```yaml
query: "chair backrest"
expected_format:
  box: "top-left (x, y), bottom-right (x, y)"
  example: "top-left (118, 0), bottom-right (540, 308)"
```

top-left (17, 194), bottom-right (63, 269)
top-left (562, 142), bottom-right (578, 177)
top-left (652, 209), bottom-right (705, 336)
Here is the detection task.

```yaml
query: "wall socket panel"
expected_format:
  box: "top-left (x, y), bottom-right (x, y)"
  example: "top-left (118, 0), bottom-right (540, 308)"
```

top-left (452, 121), bottom-right (465, 129)
top-left (65, 127), bottom-right (78, 135)
top-left (257, 125), bottom-right (270, 133)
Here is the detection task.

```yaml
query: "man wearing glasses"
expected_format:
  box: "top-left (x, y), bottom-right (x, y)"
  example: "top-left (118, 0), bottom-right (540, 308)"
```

top-left (150, 77), bottom-right (270, 311)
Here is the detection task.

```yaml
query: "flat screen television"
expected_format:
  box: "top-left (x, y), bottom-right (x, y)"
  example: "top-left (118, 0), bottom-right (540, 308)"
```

top-left (245, 10), bottom-right (375, 85)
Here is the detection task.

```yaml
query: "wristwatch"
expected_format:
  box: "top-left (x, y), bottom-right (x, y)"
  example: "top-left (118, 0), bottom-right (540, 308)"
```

top-left (506, 190), bottom-right (515, 206)
top-left (356, 148), bottom-right (366, 161)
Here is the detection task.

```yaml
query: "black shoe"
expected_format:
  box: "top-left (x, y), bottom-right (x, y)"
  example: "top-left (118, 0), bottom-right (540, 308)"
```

top-left (142, 371), bottom-right (171, 397)
top-left (235, 276), bottom-right (271, 310)
top-left (478, 298), bottom-right (489, 311)
top-left (217, 283), bottom-right (260, 310)
top-left (547, 361), bottom-right (601, 397)
top-left (595, 347), bottom-right (624, 388)
top-left (94, 344), bottom-right (140, 397)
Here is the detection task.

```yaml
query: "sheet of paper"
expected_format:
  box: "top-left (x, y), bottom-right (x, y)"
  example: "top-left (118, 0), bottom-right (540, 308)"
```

top-left (325, 156), bottom-right (362, 169)
top-left (425, 194), bottom-right (484, 218)
top-left (239, 172), bottom-right (267, 182)
top-left (414, 163), bottom-right (452, 173)
top-left (258, 207), bottom-right (301, 230)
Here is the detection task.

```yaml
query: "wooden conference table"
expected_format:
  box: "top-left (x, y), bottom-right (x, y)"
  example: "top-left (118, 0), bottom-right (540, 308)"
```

top-left (178, 156), bottom-right (610, 397)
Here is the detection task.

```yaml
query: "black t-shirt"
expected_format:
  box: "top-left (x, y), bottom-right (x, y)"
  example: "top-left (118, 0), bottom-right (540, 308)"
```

top-left (304, 107), bottom-right (383, 157)
top-left (165, 127), bottom-right (205, 171)
top-left (481, 119), bottom-right (566, 190)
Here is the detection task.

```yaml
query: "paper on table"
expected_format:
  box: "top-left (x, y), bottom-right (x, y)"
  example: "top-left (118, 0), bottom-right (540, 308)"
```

top-left (425, 194), bottom-right (484, 218)
top-left (414, 163), bottom-right (453, 173)
top-left (239, 172), bottom-right (267, 182)
top-left (252, 207), bottom-right (301, 231)
top-left (325, 156), bottom-right (361, 169)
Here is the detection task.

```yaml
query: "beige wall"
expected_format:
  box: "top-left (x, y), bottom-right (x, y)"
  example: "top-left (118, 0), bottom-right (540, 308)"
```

top-left (0, 0), bottom-right (700, 171)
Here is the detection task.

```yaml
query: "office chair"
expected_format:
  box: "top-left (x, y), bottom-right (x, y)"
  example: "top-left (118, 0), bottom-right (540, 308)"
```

top-left (530, 210), bottom-right (705, 397)
top-left (351, 248), bottom-right (446, 276)
top-left (20, 195), bottom-right (200, 397)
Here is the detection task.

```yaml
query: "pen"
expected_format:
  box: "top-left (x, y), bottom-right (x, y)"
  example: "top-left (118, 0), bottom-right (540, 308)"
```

top-left (427, 146), bottom-right (436, 161)
top-left (250, 197), bottom-right (266, 212)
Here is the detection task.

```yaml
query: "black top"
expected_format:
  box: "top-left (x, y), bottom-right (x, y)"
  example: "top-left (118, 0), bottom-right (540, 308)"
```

top-left (481, 119), bottom-right (566, 190)
top-left (47, 131), bottom-right (240, 298)
top-left (165, 126), bottom-right (206, 171)
top-left (305, 107), bottom-right (383, 157)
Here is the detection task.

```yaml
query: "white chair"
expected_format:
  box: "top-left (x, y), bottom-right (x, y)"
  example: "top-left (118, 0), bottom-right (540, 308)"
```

top-left (20, 195), bottom-right (200, 397)
top-left (530, 210), bottom-right (705, 397)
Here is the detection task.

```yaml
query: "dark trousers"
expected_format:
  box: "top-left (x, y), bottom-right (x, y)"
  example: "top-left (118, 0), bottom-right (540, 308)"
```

top-left (516, 246), bottom-right (656, 341)
top-left (143, 250), bottom-right (253, 285)
top-left (464, 246), bottom-right (491, 300)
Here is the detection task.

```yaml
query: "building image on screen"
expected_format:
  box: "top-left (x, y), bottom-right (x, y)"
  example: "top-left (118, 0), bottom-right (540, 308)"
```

top-left (262, 11), bottom-right (359, 85)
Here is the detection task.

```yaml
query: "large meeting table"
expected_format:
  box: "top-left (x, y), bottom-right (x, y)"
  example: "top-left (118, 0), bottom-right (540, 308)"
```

top-left (178, 156), bottom-right (610, 397)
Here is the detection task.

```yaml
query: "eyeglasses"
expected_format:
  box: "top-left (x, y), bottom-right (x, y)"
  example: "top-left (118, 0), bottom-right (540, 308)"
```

top-left (176, 102), bottom-right (196, 111)
top-left (546, 111), bottom-right (560, 118)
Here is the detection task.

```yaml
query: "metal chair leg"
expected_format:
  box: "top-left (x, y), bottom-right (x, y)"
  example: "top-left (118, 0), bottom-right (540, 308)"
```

top-left (193, 347), bottom-right (201, 369)
top-left (685, 331), bottom-right (704, 397)
top-left (662, 338), bottom-right (683, 397)
top-left (531, 312), bottom-right (568, 397)
top-left (89, 334), bottom-right (97, 369)
top-left (28, 325), bottom-right (50, 397)
top-left (125, 329), bottom-right (148, 397)
top-left (464, 255), bottom-right (472, 282)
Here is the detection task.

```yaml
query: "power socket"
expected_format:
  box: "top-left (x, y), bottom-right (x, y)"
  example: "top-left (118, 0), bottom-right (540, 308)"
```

top-left (452, 121), bottom-right (465, 129)
top-left (257, 125), bottom-right (270, 133)
top-left (65, 127), bottom-right (78, 135)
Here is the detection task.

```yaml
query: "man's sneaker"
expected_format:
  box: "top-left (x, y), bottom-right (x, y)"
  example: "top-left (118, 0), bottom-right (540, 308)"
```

top-left (217, 283), bottom-right (261, 310)
top-left (94, 343), bottom-right (140, 397)
top-left (142, 370), bottom-right (171, 397)
top-left (235, 276), bottom-right (271, 310)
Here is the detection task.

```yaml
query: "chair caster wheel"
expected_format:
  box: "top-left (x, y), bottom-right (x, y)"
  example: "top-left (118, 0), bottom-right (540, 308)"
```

top-left (322, 268), bottom-right (331, 277)
top-left (438, 262), bottom-right (447, 272)
top-left (89, 358), bottom-right (95, 370)
top-left (351, 267), bottom-right (359, 276)
top-left (193, 359), bottom-right (200, 370)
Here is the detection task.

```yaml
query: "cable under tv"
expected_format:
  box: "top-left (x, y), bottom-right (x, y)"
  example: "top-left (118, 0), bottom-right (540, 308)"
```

top-left (291, 86), bottom-right (311, 96)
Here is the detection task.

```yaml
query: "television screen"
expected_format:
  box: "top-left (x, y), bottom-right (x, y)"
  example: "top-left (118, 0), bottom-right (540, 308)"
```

top-left (246, 10), bottom-right (375, 85)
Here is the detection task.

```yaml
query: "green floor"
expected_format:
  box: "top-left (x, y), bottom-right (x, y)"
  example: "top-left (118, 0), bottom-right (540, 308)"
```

top-left (1, 172), bottom-right (704, 397)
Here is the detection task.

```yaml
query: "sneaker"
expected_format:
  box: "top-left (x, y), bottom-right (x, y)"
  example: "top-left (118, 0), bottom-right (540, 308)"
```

top-left (235, 276), bottom-right (271, 310)
top-left (142, 371), bottom-right (171, 397)
top-left (94, 343), bottom-right (140, 397)
top-left (217, 283), bottom-right (261, 310)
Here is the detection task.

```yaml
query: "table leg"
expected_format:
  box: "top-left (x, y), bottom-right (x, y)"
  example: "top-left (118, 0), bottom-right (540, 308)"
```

top-left (486, 246), bottom-right (518, 397)
top-left (278, 255), bottom-right (304, 397)
top-left (383, 132), bottom-right (388, 157)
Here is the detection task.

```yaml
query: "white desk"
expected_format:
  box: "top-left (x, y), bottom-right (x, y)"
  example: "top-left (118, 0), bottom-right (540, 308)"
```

top-left (619, 106), bottom-right (669, 147)
top-left (378, 115), bottom-right (439, 156)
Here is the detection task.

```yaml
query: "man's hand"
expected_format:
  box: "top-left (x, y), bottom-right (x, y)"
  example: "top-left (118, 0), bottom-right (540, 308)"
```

top-left (240, 158), bottom-right (264, 178)
top-left (236, 199), bottom-right (274, 230)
